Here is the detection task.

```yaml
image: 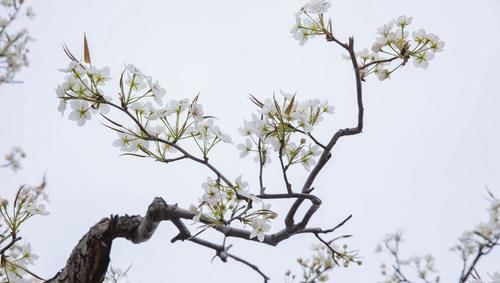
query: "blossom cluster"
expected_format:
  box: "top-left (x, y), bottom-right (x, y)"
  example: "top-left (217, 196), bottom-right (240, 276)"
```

top-left (290, 0), bottom-right (332, 45)
top-left (0, 0), bottom-right (34, 85)
top-left (451, 195), bottom-right (500, 282)
top-left (356, 16), bottom-right (445, 81)
top-left (190, 176), bottom-right (276, 242)
top-left (56, 55), bottom-right (231, 161)
top-left (376, 232), bottom-right (440, 283)
top-left (1, 147), bottom-right (26, 172)
top-left (1, 183), bottom-right (49, 282)
top-left (452, 197), bottom-right (500, 256)
top-left (57, 47), bottom-right (275, 243)
top-left (290, 1), bottom-right (444, 82)
top-left (286, 243), bottom-right (360, 283)
top-left (237, 91), bottom-right (331, 171)
top-left (55, 59), bottom-right (111, 125)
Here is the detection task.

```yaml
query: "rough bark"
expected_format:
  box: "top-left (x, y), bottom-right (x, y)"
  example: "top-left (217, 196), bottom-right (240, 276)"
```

top-left (45, 198), bottom-right (159, 283)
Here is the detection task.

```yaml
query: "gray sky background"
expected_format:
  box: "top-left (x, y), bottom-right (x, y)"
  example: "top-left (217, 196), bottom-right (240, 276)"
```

top-left (1, 0), bottom-right (500, 282)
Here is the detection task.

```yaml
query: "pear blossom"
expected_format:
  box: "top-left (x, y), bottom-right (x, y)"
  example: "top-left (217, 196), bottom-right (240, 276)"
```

top-left (427, 33), bottom-right (445, 52)
top-left (249, 218), bottom-right (271, 242)
top-left (377, 22), bottom-right (394, 37)
top-left (147, 76), bottom-right (166, 105)
top-left (125, 64), bottom-right (143, 76)
top-left (112, 132), bottom-right (136, 152)
top-left (68, 100), bottom-right (91, 126)
top-left (25, 202), bottom-right (49, 216)
top-left (302, 0), bottom-right (331, 14)
top-left (201, 183), bottom-right (221, 206)
top-left (238, 120), bottom-right (254, 136)
top-left (301, 155), bottom-right (317, 171)
top-left (189, 204), bottom-right (203, 223)
top-left (413, 51), bottom-right (435, 69)
top-left (375, 67), bottom-right (390, 81)
top-left (126, 72), bottom-right (147, 92)
top-left (190, 102), bottom-right (204, 121)
top-left (237, 138), bottom-right (253, 158)
top-left (87, 66), bottom-right (111, 84)
top-left (412, 29), bottom-right (428, 44)
top-left (20, 243), bottom-right (39, 266)
top-left (395, 15), bottom-right (413, 27)
top-left (234, 176), bottom-right (248, 191)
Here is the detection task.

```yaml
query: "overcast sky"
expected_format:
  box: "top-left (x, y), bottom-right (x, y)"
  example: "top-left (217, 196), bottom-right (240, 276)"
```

top-left (1, 0), bottom-right (500, 282)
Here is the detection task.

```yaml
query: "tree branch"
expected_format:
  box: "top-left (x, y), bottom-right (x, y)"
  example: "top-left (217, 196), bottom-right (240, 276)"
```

top-left (285, 35), bottom-right (364, 231)
top-left (47, 196), bottom-right (350, 282)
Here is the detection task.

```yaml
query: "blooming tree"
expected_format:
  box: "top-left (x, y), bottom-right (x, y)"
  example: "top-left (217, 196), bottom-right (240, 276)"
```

top-left (2, 0), bottom-right (499, 283)
top-left (0, 175), bottom-right (49, 282)
top-left (50, 0), bottom-right (447, 281)
top-left (374, 192), bottom-right (500, 283)
top-left (0, 0), bottom-right (33, 85)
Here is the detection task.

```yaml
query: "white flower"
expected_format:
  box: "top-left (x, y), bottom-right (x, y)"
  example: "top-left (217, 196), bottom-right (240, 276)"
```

top-left (412, 29), bottom-right (427, 44)
top-left (209, 125), bottom-right (232, 143)
top-left (260, 99), bottom-right (275, 115)
top-left (237, 138), bottom-right (253, 158)
top-left (125, 64), bottom-right (143, 76)
top-left (238, 120), bottom-right (254, 136)
top-left (375, 67), bottom-right (390, 81)
top-left (20, 243), bottom-right (39, 266)
top-left (5, 267), bottom-right (27, 283)
top-left (308, 145), bottom-right (321, 156)
top-left (371, 42), bottom-right (383, 53)
top-left (147, 76), bottom-right (166, 105)
top-left (301, 155), bottom-right (317, 171)
top-left (357, 48), bottom-right (371, 62)
top-left (57, 99), bottom-right (67, 115)
top-left (413, 51), bottom-right (434, 69)
top-left (25, 202), bottom-right (49, 216)
top-left (395, 15), bottom-right (412, 27)
top-left (377, 22), bottom-right (394, 37)
top-left (290, 12), bottom-right (302, 35)
top-left (189, 204), bottom-right (203, 224)
top-left (129, 136), bottom-right (150, 151)
top-left (302, 0), bottom-right (331, 14)
top-left (167, 98), bottom-right (190, 114)
top-left (68, 100), bottom-right (91, 126)
top-left (249, 218), bottom-right (271, 242)
top-left (293, 28), bottom-right (308, 45)
top-left (87, 66), bottom-right (111, 84)
top-left (427, 33), bottom-right (445, 52)
top-left (251, 116), bottom-right (270, 138)
top-left (126, 72), bottom-right (147, 92)
top-left (201, 183), bottom-right (220, 207)
top-left (234, 176), bottom-right (248, 191)
top-left (190, 102), bottom-right (204, 121)
top-left (321, 100), bottom-right (335, 113)
top-left (112, 132), bottom-right (136, 152)
top-left (58, 61), bottom-right (81, 73)
top-left (265, 136), bottom-right (281, 152)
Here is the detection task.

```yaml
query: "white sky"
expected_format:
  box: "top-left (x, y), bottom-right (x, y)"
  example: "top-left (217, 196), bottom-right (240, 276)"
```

top-left (1, 0), bottom-right (500, 282)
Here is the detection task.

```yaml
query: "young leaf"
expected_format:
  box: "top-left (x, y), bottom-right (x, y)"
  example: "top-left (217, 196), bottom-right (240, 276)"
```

top-left (83, 33), bottom-right (91, 64)
top-left (284, 94), bottom-right (296, 116)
